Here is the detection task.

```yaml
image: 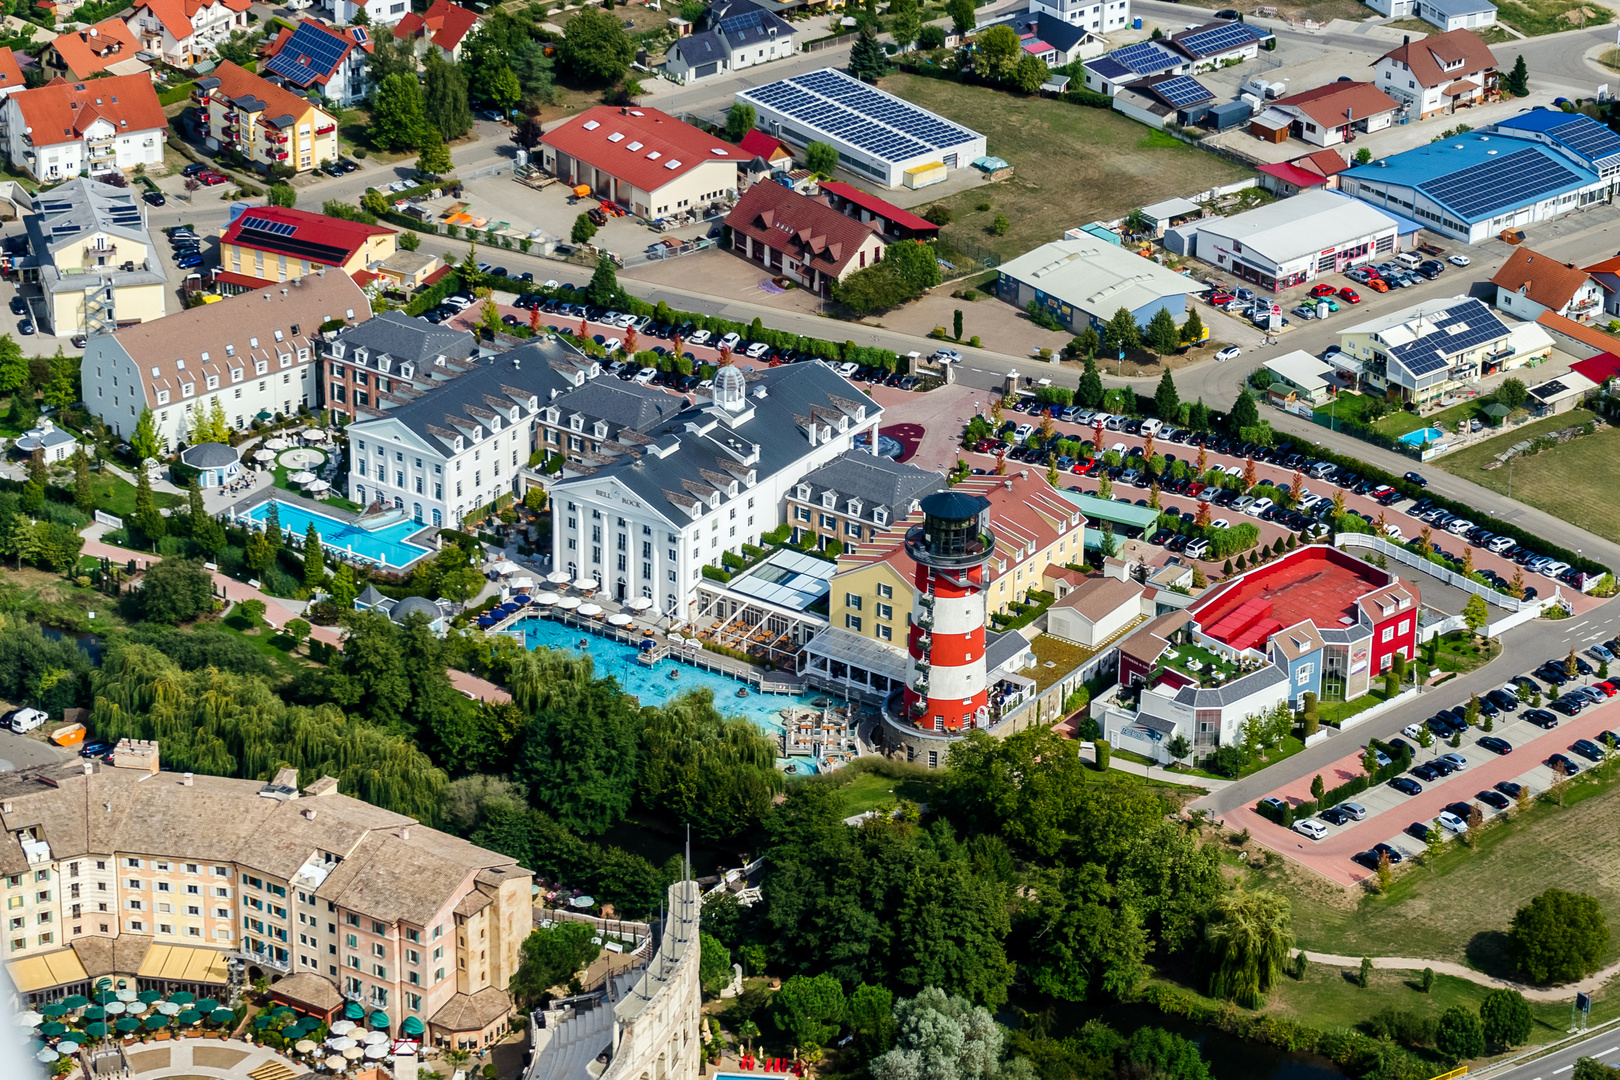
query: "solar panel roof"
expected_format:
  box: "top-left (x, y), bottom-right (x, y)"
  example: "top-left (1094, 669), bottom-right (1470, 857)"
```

top-left (737, 68), bottom-right (980, 165)
top-left (265, 22), bottom-right (349, 87)
top-left (1151, 75), bottom-right (1214, 109)
top-left (1110, 40), bottom-right (1183, 75)
top-left (1386, 299), bottom-right (1507, 378)
top-left (242, 217), bottom-right (296, 237)
top-left (1546, 115), bottom-right (1620, 169)
top-left (1084, 56), bottom-right (1131, 81)
top-left (1176, 20), bottom-right (1264, 57)
top-left (1418, 146), bottom-right (1586, 220)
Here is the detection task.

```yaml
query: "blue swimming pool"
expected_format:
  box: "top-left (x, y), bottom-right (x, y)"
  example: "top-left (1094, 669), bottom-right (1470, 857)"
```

top-left (1397, 427), bottom-right (1446, 447)
top-left (513, 616), bottom-right (825, 737)
top-left (242, 501), bottom-right (434, 569)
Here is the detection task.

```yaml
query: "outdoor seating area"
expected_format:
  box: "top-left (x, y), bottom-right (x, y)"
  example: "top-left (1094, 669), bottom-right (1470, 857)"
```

top-left (20, 987), bottom-right (237, 1066)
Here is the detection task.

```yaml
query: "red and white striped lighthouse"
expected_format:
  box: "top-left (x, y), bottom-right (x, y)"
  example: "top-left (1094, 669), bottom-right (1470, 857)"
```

top-left (902, 491), bottom-right (995, 732)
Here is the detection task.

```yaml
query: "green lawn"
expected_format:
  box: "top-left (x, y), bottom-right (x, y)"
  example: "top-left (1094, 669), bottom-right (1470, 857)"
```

top-left (1429, 632), bottom-right (1501, 675)
top-left (876, 73), bottom-right (1253, 263)
top-left (1318, 687), bottom-right (1391, 727)
top-left (72, 471), bottom-right (182, 516)
top-left (837, 771), bottom-right (941, 816)
top-left (270, 460), bottom-right (362, 514)
top-left (1313, 393), bottom-right (1482, 440)
top-left (1434, 408), bottom-right (1620, 542)
top-left (218, 610), bottom-right (308, 678)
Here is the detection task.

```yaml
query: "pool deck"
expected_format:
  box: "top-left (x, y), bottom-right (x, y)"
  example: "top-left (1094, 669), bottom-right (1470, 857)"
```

top-left (226, 486), bottom-right (442, 570)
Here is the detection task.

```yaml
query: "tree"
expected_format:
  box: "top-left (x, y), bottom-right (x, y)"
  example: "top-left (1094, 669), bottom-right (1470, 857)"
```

top-left (489, 65), bottom-right (522, 114)
top-left (805, 141), bottom-right (839, 177)
top-left (586, 256), bottom-right (621, 307)
top-left (134, 559), bottom-right (213, 624)
top-left (132, 467), bottom-right (166, 543)
top-left (1508, 54), bottom-right (1530, 96)
top-left (516, 676), bottom-right (642, 835)
top-left (1078, 355), bottom-right (1104, 408)
top-left (1509, 889), bottom-right (1610, 984)
top-left (1102, 307), bottom-right (1140, 354)
top-left (1357, 956), bottom-right (1372, 988)
top-left (641, 690), bottom-right (782, 841)
top-left (71, 448), bottom-right (93, 515)
top-left (509, 922), bottom-right (599, 1006)
top-left (869, 988), bottom-right (1009, 1080)
top-left (368, 73), bottom-right (426, 151)
top-left (1167, 734), bottom-right (1191, 768)
top-left (0, 333), bottom-right (26, 393)
top-left (511, 114), bottom-right (545, 151)
top-left (725, 101), bottom-right (756, 142)
top-left (773, 973), bottom-right (846, 1054)
top-left (571, 213), bottom-right (598, 246)
top-left (947, 0), bottom-right (975, 34)
top-left (302, 523), bottom-right (325, 588)
top-left (699, 932), bottom-right (733, 995)
top-left (1575, 1061), bottom-right (1620, 1080)
top-left (1145, 307), bottom-right (1180, 355)
top-left (1479, 988), bottom-right (1534, 1050)
top-left (1154, 371), bottom-right (1181, 420)
top-left (990, 214), bottom-right (1010, 236)
top-left (266, 182), bottom-right (296, 208)
top-left (885, 239), bottom-right (943, 291)
top-left (1010, 53), bottom-right (1049, 94)
top-left (1435, 1005), bottom-right (1485, 1063)
top-left (846, 983), bottom-right (894, 1059)
top-left (416, 128), bottom-right (454, 177)
top-left (560, 8), bottom-right (634, 83)
top-left (976, 24), bottom-right (1022, 82)
top-left (422, 51), bottom-right (473, 141)
top-left (889, 0), bottom-right (921, 50)
top-left (918, 24), bottom-right (947, 48)
top-left (283, 618), bottom-right (311, 653)
top-left (1203, 887), bottom-right (1293, 1007)
top-left (132, 407), bottom-right (162, 461)
top-left (1497, 376), bottom-right (1529, 410)
top-left (1459, 592), bottom-right (1489, 641)
top-left (1310, 773), bottom-right (1325, 803)
top-left (1230, 389), bottom-right (1259, 433)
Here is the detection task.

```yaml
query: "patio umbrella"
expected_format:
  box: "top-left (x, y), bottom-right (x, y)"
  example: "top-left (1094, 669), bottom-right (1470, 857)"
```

top-left (327, 1037), bottom-right (357, 1051)
top-left (254, 1015), bottom-right (276, 1030)
top-left (137, 991), bottom-right (162, 1005)
top-left (343, 1002), bottom-right (365, 1022)
top-left (265, 437), bottom-right (290, 451)
top-left (493, 560), bottom-right (520, 574)
top-left (169, 992), bottom-right (194, 1005)
top-left (364, 1044), bottom-right (388, 1059)
top-left (115, 990), bottom-right (137, 1002)
top-left (126, 1001), bottom-right (148, 1015)
top-left (40, 1003), bottom-right (66, 1018)
top-left (56, 1041), bottom-right (79, 1054)
top-left (192, 998), bottom-right (219, 1014)
top-left (83, 1023), bottom-right (109, 1040)
top-left (36, 1049), bottom-right (58, 1064)
top-left (574, 576), bottom-right (598, 590)
top-left (577, 603), bottom-right (603, 618)
top-left (290, 470), bottom-right (317, 484)
top-left (626, 597), bottom-right (653, 611)
top-left (296, 1039), bottom-right (318, 1054)
top-left (1483, 402), bottom-right (1511, 423)
top-left (325, 1056), bottom-right (346, 1071)
top-left (209, 1009), bottom-right (234, 1026)
top-left (303, 428), bottom-right (328, 440)
top-left (511, 575), bottom-right (535, 589)
top-left (177, 1011), bottom-right (202, 1026)
top-left (62, 995), bottom-right (88, 1009)
top-left (569, 894), bottom-right (595, 908)
top-left (343, 1045), bottom-right (366, 1060)
top-left (40, 1022), bottom-right (66, 1038)
top-left (83, 1006), bottom-right (106, 1021)
top-left (272, 1007), bottom-right (296, 1019)
top-left (253, 448), bottom-right (276, 462)
top-left (256, 410), bottom-right (274, 421)
top-left (16, 1011), bottom-right (42, 1027)
top-left (154, 1003), bottom-right (178, 1017)
top-left (114, 1018), bottom-right (140, 1033)
top-left (362, 1031), bottom-right (388, 1045)
top-left (607, 613), bottom-right (632, 626)
top-left (547, 570), bottom-right (572, 585)
top-left (91, 991), bottom-right (115, 1006)
top-left (102, 1002), bottom-right (126, 1015)
top-left (306, 479), bottom-right (331, 493)
top-left (556, 596), bottom-right (581, 610)
top-left (144, 1015), bottom-right (171, 1031)
top-left (534, 592), bottom-right (559, 605)
top-left (329, 1020), bottom-right (356, 1035)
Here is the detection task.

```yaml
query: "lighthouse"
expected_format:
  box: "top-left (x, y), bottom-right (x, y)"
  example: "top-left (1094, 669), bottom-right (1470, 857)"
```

top-left (902, 490), bottom-right (995, 732)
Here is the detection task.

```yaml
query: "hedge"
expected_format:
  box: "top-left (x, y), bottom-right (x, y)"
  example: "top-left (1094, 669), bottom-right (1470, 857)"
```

top-left (158, 81), bottom-right (197, 107)
top-left (1205, 521), bottom-right (1259, 560)
top-left (1298, 441), bottom-right (1610, 577)
top-left (1255, 737), bottom-right (1411, 825)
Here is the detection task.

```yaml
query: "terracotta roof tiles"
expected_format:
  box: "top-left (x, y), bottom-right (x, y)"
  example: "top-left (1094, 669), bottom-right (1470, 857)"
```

top-left (1491, 246), bottom-right (1594, 312)
top-left (11, 73), bottom-right (166, 148)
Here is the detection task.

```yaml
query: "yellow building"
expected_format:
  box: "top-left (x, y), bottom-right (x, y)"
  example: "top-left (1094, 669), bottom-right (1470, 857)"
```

top-left (22, 176), bottom-right (167, 336)
top-left (217, 206), bottom-right (396, 292)
top-left (829, 472), bottom-right (1087, 646)
top-left (194, 60), bottom-right (337, 175)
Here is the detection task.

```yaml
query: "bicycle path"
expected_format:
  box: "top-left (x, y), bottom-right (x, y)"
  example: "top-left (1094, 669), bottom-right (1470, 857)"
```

top-left (1297, 951), bottom-right (1620, 1002)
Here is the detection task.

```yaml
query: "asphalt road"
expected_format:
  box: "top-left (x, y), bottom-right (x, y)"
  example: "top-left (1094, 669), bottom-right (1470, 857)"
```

top-left (1482, 1025), bottom-right (1620, 1080)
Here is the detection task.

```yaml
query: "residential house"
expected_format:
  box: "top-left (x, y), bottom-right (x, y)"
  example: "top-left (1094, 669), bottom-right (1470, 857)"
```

top-left (1269, 82), bottom-right (1398, 147)
top-left (20, 177), bottom-right (168, 336)
top-left (4, 75), bottom-right (167, 182)
top-left (1256, 148), bottom-right (1349, 195)
top-left (539, 105), bottom-right (741, 220)
top-left (1372, 28), bottom-right (1496, 118)
top-left (725, 183), bottom-right (889, 297)
top-left (125, 0), bottom-right (252, 69)
top-left (44, 19), bottom-right (149, 81)
top-left (663, 0), bottom-right (794, 85)
top-left (1017, 14), bottom-right (1102, 67)
top-left (1416, 0), bottom-right (1496, 32)
top-left (785, 449), bottom-right (945, 552)
top-left (324, 310), bottom-right (479, 421)
top-left (1168, 20), bottom-right (1273, 72)
top-left (1338, 296), bottom-right (1554, 404)
top-left (0, 747), bottom-right (531, 1049)
top-left (1582, 253), bottom-right (1620, 318)
top-left (392, 0), bottom-right (480, 63)
top-left (1261, 350), bottom-right (1336, 405)
top-left (1030, 0), bottom-right (1131, 35)
top-left (0, 48), bottom-right (26, 145)
top-left (314, 0), bottom-right (417, 28)
top-left (194, 62), bottom-right (339, 176)
top-left (1112, 73), bottom-right (1215, 130)
top-left (1491, 247), bottom-right (1603, 321)
top-left (1083, 39), bottom-right (1187, 97)
top-left (737, 129), bottom-right (791, 170)
top-left (262, 19), bottom-right (374, 106)
top-left (216, 206), bottom-right (396, 293)
top-left (80, 272), bottom-right (370, 449)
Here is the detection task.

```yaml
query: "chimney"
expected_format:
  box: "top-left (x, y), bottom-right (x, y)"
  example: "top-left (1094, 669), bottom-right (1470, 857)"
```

top-left (400, 827), bottom-right (411, 840)
top-left (82, 762), bottom-right (92, 776)
top-left (182, 773), bottom-right (193, 786)
top-left (303, 808), bottom-right (317, 821)
top-left (1, 800), bottom-right (10, 813)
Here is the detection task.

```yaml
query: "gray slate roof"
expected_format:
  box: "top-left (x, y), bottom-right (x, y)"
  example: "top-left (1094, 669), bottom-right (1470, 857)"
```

top-left (180, 441), bottom-right (239, 467)
top-left (24, 177), bottom-right (170, 296)
top-left (794, 449), bottom-right (944, 526)
top-left (983, 629), bottom-right (1032, 673)
top-left (672, 30), bottom-right (726, 65)
top-left (391, 595), bottom-right (441, 621)
top-left (330, 310), bottom-right (478, 370)
top-left (551, 377), bottom-right (685, 435)
top-left (1173, 663), bottom-right (1289, 708)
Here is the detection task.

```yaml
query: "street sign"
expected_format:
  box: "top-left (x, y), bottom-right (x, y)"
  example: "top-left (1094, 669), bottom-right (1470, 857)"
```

top-left (1578, 992), bottom-right (1592, 1013)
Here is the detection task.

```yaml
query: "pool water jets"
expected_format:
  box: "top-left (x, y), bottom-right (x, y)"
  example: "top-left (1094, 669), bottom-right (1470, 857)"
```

top-left (241, 501), bottom-right (433, 570)
top-left (1397, 427), bottom-right (1446, 447)
top-left (513, 616), bottom-right (827, 741)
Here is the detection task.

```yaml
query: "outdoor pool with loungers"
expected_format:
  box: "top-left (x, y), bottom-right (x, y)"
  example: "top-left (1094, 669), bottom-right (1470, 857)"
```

top-left (1397, 427), bottom-right (1446, 447)
top-left (241, 501), bottom-right (434, 570)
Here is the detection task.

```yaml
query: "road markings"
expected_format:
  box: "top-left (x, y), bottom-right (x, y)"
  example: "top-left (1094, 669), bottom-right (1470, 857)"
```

top-left (1598, 1047), bottom-right (1618, 1056)
top-left (1554, 1066), bottom-right (1573, 1074)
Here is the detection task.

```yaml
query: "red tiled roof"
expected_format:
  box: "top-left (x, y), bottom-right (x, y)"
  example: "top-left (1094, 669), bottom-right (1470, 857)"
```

top-left (1490, 247), bottom-right (1594, 312)
top-left (539, 105), bottom-right (741, 195)
top-left (725, 183), bottom-right (882, 278)
top-left (738, 128), bottom-right (789, 161)
top-left (1295, 148), bottom-right (1349, 178)
top-left (0, 47), bottom-right (24, 94)
top-left (818, 180), bottom-right (940, 233)
top-left (422, 263), bottom-right (455, 287)
top-left (221, 206), bottom-right (393, 264)
top-left (1570, 352), bottom-right (1620, 385)
top-left (215, 269), bottom-right (277, 289)
top-left (51, 18), bottom-right (141, 78)
top-left (12, 74), bottom-right (166, 148)
top-left (1537, 311), bottom-right (1620, 353)
top-left (210, 60), bottom-right (319, 126)
top-left (1377, 28), bottom-right (1496, 89)
top-left (1274, 81), bottom-right (1398, 129)
top-left (131, 0), bottom-right (251, 43)
top-left (392, 0), bottom-right (479, 52)
top-left (1256, 161), bottom-right (1328, 188)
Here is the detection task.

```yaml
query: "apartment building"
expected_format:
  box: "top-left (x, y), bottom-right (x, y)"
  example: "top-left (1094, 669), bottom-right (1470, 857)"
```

top-left (194, 62), bottom-right (339, 176)
top-left (785, 449), bottom-right (944, 552)
top-left (4, 74), bottom-right (167, 182)
top-left (20, 177), bottom-right (169, 336)
top-left (392, 0), bottom-right (480, 62)
top-left (80, 271), bottom-right (370, 449)
top-left (126, 0), bottom-right (252, 68)
top-left (44, 19), bottom-right (149, 81)
top-left (0, 742), bottom-right (530, 1050)
top-left (324, 311), bottom-right (479, 421)
top-left (216, 206), bottom-right (396, 292)
top-left (262, 19), bottom-right (374, 106)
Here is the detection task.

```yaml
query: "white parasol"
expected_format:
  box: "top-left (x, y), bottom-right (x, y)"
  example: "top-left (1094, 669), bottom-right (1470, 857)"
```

top-left (265, 437), bottom-right (290, 451)
top-left (574, 576), bottom-right (598, 591)
top-left (533, 592), bottom-right (560, 605)
top-left (327, 1036), bottom-right (356, 1051)
top-left (511, 575), bottom-right (535, 589)
top-left (362, 1031), bottom-right (389, 1045)
top-left (36, 1049), bottom-right (58, 1064)
top-left (577, 603), bottom-right (603, 617)
top-left (156, 1003), bottom-right (180, 1016)
top-left (607, 613), bottom-right (633, 626)
top-left (342, 1046), bottom-right (365, 1060)
top-left (306, 479), bottom-right (331, 493)
top-left (102, 1002), bottom-right (126, 1016)
top-left (253, 448), bottom-right (276, 462)
top-left (364, 1044), bottom-right (388, 1059)
top-left (289, 471), bottom-right (316, 485)
top-left (115, 990), bottom-right (137, 1003)
top-left (302, 428), bottom-right (329, 441)
top-left (626, 597), bottom-right (653, 611)
top-left (547, 570), bottom-right (572, 585)
top-left (493, 560), bottom-right (520, 574)
top-left (296, 1040), bottom-right (319, 1053)
top-left (324, 1056), bottom-right (346, 1071)
top-left (56, 1042), bottom-right (79, 1054)
top-left (555, 597), bottom-right (581, 611)
top-left (16, 1012), bottom-right (41, 1027)
top-left (329, 1020), bottom-right (356, 1035)
top-left (126, 1000), bottom-right (148, 1015)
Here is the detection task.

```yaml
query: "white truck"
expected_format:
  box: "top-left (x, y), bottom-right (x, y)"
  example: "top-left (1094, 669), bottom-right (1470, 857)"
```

top-left (7, 708), bottom-right (46, 734)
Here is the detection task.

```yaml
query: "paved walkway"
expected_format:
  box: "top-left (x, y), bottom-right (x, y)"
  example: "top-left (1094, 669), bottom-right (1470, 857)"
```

top-left (123, 1037), bottom-right (302, 1079)
top-left (1298, 951), bottom-right (1620, 1003)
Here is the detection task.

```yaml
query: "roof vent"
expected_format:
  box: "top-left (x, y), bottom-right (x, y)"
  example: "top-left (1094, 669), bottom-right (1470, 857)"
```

top-left (608, 131), bottom-right (624, 142)
top-left (182, 773), bottom-right (193, 786)
top-left (582, 119), bottom-right (600, 130)
top-left (665, 159), bottom-right (682, 169)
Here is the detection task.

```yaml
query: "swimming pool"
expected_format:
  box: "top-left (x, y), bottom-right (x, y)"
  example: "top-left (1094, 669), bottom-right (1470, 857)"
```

top-left (1397, 427), bottom-right (1446, 447)
top-left (242, 501), bottom-right (434, 569)
top-left (512, 616), bottom-right (825, 737)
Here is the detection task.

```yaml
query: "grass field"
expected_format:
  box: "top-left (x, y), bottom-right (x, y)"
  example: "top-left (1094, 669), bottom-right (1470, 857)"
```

top-left (1313, 393), bottom-right (1481, 440)
top-left (1494, 0), bottom-right (1611, 36)
top-left (1434, 408), bottom-right (1620, 542)
top-left (219, 609), bottom-right (306, 678)
top-left (72, 471), bottom-right (182, 516)
top-left (877, 74), bottom-right (1253, 262)
top-left (837, 771), bottom-right (941, 815)
top-left (1249, 763), bottom-right (1620, 975)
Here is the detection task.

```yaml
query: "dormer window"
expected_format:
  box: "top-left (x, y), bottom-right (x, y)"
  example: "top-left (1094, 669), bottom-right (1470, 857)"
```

top-left (230, 368), bottom-right (243, 383)
top-left (796, 484), bottom-right (810, 501)
top-left (709, 493), bottom-right (720, 509)
top-left (255, 360), bottom-right (268, 375)
top-left (206, 375), bottom-right (218, 390)
top-left (847, 498), bottom-right (862, 516)
top-left (821, 491), bottom-right (836, 508)
top-left (593, 421), bottom-right (608, 438)
top-left (545, 408), bottom-right (560, 424)
top-left (180, 382), bottom-right (194, 397)
top-left (570, 415), bottom-right (584, 432)
top-left (873, 508), bottom-right (889, 527)
top-left (278, 353), bottom-right (291, 369)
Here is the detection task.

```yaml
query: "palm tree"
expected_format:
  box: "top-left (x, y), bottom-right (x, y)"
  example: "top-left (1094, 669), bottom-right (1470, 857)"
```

top-left (739, 1020), bottom-right (760, 1057)
top-left (1204, 886), bottom-right (1294, 1007)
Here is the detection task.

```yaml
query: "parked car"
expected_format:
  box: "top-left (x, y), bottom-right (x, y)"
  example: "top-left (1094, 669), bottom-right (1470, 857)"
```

top-left (1388, 776), bottom-right (1423, 796)
top-left (1524, 708), bottom-right (1559, 728)
top-left (1478, 736), bottom-right (1513, 755)
top-left (1293, 818), bottom-right (1329, 841)
top-left (1214, 346), bottom-right (1240, 362)
top-left (1438, 752), bottom-right (1469, 771)
top-left (1476, 790), bottom-right (1511, 810)
top-left (1436, 810), bottom-right (1468, 835)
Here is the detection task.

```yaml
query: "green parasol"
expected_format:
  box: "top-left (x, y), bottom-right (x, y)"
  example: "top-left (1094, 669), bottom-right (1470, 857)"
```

top-left (168, 992), bottom-right (195, 1005)
top-left (40, 1004), bottom-right (66, 1018)
top-left (113, 1018), bottom-right (140, 1033)
top-left (137, 990), bottom-right (162, 1004)
top-left (82, 1006), bottom-right (105, 1021)
top-left (143, 1015), bottom-right (169, 1031)
top-left (254, 1015), bottom-right (275, 1030)
top-left (83, 1023), bottom-right (109, 1039)
top-left (192, 998), bottom-right (219, 1014)
top-left (62, 995), bottom-right (89, 1009)
top-left (39, 1022), bottom-right (66, 1038)
top-left (177, 1011), bottom-right (202, 1026)
top-left (92, 990), bottom-right (116, 1006)
top-left (210, 1009), bottom-right (235, 1026)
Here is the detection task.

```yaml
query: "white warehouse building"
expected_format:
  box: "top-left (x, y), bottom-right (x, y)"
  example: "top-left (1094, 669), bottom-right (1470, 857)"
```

top-left (1192, 190), bottom-right (1409, 292)
top-left (735, 68), bottom-right (987, 188)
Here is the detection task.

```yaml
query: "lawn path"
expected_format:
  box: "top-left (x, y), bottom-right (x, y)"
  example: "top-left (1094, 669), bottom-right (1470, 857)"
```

top-left (1297, 951), bottom-right (1620, 1001)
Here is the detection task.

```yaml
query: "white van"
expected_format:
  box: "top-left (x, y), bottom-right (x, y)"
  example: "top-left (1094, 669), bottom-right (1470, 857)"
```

top-left (1396, 252), bottom-right (1423, 270)
top-left (7, 708), bottom-right (46, 734)
top-left (1139, 418), bottom-right (1163, 437)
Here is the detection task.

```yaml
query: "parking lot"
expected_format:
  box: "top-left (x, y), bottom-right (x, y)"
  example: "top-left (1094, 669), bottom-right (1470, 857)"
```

top-left (1230, 653), bottom-right (1620, 887)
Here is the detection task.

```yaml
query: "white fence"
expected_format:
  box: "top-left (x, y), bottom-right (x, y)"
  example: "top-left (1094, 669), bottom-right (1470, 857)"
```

top-left (1335, 533), bottom-right (1527, 611)
top-left (1335, 686), bottom-right (1422, 732)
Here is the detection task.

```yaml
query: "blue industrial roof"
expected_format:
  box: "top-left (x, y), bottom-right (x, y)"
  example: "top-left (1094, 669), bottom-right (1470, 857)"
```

top-left (1495, 108), bottom-right (1583, 133)
top-left (1343, 135), bottom-right (1598, 224)
top-left (1493, 110), bottom-right (1620, 171)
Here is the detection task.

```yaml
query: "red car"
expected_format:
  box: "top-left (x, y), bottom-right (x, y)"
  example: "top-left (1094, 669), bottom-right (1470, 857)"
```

top-left (1309, 283), bottom-right (1338, 298)
top-left (198, 171), bottom-right (226, 186)
top-left (1596, 682), bottom-right (1619, 697)
top-left (1210, 292), bottom-right (1233, 306)
top-left (1338, 287), bottom-right (1362, 303)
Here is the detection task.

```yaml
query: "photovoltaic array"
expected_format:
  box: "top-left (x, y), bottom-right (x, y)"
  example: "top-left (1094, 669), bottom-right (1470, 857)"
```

top-left (1545, 115), bottom-right (1620, 171)
top-left (1150, 76), bottom-right (1214, 109)
top-left (241, 217), bottom-right (297, 237)
top-left (265, 23), bottom-right (349, 86)
top-left (1176, 20), bottom-right (1264, 57)
top-left (739, 69), bottom-right (977, 165)
top-left (1389, 299), bottom-right (1506, 377)
top-left (1109, 40), bottom-right (1184, 75)
top-left (1418, 146), bottom-right (1585, 220)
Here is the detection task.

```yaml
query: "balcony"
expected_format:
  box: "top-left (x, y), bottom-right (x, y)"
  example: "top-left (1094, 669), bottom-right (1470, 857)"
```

top-left (918, 594), bottom-right (934, 608)
top-left (909, 698), bottom-right (927, 716)
top-left (315, 123), bottom-right (335, 135)
top-left (914, 657), bottom-right (930, 673)
top-left (910, 676), bottom-right (929, 696)
top-left (914, 611), bottom-right (933, 630)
